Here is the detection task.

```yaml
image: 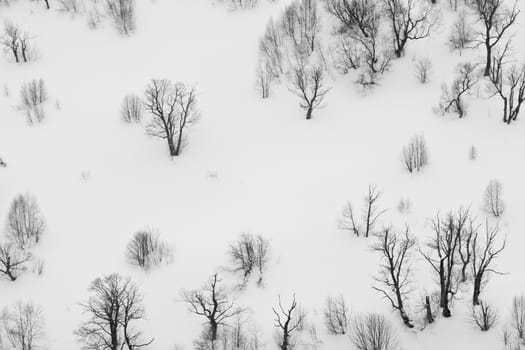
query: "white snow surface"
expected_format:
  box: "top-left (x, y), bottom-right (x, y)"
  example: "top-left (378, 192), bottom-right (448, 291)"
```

top-left (1, 0), bottom-right (525, 349)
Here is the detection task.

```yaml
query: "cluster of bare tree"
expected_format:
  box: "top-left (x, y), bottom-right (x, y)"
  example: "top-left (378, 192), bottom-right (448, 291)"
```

top-left (257, 0), bottom-right (330, 119)
top-left (121, 94), bottom-right (142, 123)
top-left (0, 21), bottom-right (36, 63)
top-left (0, 193), bottom-right (46, 282)
top-left (105, 0), bottom-right (136, 35)
top-left (338, 184), bottom-right (386, 237)
top-left (19, 79), bottom-right (48, 124)
top-left (0, 300), bottom-right (46, 350)
top-left (401, 134), bottom-right (428, 173)
top-left (125, 228), bottom-right (173, 269)
top-left (76, 274), bottom-right (154, 350)
top-left (437, 62), bottom-right (479, 118)
top-left (228, 233), bottom-right (270, 286)
top-left (501, 295), bottom-right (525, 349)
top-left (143, 79), bottom-right (199, 157)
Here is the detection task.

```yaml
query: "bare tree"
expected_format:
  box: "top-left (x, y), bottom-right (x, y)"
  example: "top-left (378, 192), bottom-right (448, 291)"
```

top-left (471, 221), bottom-right (505, 305)
top-left (259, 19), bottom-right (285, 78)
top-left (420, 208), bottom-right (470, 317)
top-left (0, 242), bottom-right (31, 281)
top-left (351, 313), bottom-right (397, 350)
top-left (414, 57), bottom-right (432, 84)
top-left (181, 273), bottom-right (245, 342)
top-left (289, 62), bottom-right (330, 120)
top-left (469, 0), bottom-right (519, 76)
top-left (121, 94), bottom-right (142, 123)
top-left (281, 0), bottom-right (321, 55)
top-left (19, 79), bottom-right (48, 124)
top-left (75, 274), bottom-right (153, 350)
top-left (144, 79), bottom-right (199, 157)
top-left (1, 301), bottom-right (45, 350)
top-left (511, 295), bottom-right (525, 340)
top-left (273, 294), bottom-right (306, 350)
top-left (437, 62), bottom-right (480, 118)
top-left (382, 0), bottom-right (438, 58)
top-left (401, 134), bottom-right (428, 173)
top-left (372, 226), bottom-right (416, 328)
top-left (125, 228), bottom-right (173, 269)
top-left (6, 193), bottom-right (46, 249)
top-left (105, 0), bottom-right (136, 35)
top-left (338, 185), bottom-right (386, 237)
top-left (325, 0), bottom-right (379, 38)
top-left (472, 301), bottom-right (498, 331)
top-left (229, 233), bottom-right (270, 286)
top-left (483, 179), bottom-right (504, 217)
top-left (448, 10), bottom-right (475, 55)
top-left (323, 294), bottom-right (349, 335)
top-left (256, 60), bottom-right (273, 99)
top-left (1, 21), bottom-right (20, 63)
top-left (486, 42), bottom-right (525, 124)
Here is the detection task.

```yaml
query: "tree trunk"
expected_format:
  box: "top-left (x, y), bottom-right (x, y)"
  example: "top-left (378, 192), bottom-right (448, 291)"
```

top-left (210, 320), bottom-right (218, 341)
top-left (473, 275), bottom-right (482, 305)
top-left (168, 137), bottom-right (177, 157)
top-left (175, 130), bottom-right (183, 156)
top-left (484, 43), bottom-right (491, 77)
top-left (306, 106), bottom-right (313, 120)
top-left (425, 296), bottom-right (434, 324)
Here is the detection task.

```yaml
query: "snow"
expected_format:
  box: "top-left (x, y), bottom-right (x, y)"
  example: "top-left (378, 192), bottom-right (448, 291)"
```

top-left (0, 0), bottom-right (524, 349)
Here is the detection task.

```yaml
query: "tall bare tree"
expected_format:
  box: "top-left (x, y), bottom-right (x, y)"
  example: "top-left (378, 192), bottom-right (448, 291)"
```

top-left (372, 226), bottom-right (416, 328)
top-left (75, 274), bottom-right (153, 350)
top-left (0, 242), bottom-right (31, 281)
top-left (273, 294), bottom-right (306, 350)
top-left (1, 301), bottom-right (45, 350)
top-left (471, 221), bottom-right (505, 305)
top-left (1, 21), bottom-right (20, 63)
top-left (144, 79), bottom-right (199, 156)
top-left (181, 273), bottom-right (245, 342)
top-left (470, 0), bottom-right (519, 76)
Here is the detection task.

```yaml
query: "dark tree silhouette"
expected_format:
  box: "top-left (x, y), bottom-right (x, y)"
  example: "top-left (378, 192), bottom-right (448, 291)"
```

top-left (273, 294), bottom-right (306, 350)
top-left (289, 62), bottom-right (330, 120)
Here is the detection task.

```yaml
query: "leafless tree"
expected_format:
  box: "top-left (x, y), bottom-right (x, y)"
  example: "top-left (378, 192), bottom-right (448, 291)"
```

top-left (325, 0), bottom-right (379, 38)
top-left (125, 228), bottom-right (173, 269)
top-left (281, 0), bottom-right (321, 55)
top-left (372, 226), bottom-right (416, 328)
top-left (289, 61), bottom-right (330, 119)
top-left (472, 301), bottom-right (498, 331)
top-left (351, 313), bottom-right (397, 350)
top-left (229, 233), bottom-right (270, 286)
top-left (471, 221), bottom-right (505, 305)
top-left (420, 208), bottom-right (470, 317)
top-left (437, 62), bottom-right (480, 118)
top-left (382, 0), bottom-right (438, 58)
top-left (0, 242), bottom-right (31, 281)
top-left (1, 21), bottom-right (20, 63)
top-left (414, 57), bottom-right (432, 84)
top-left (144, 79), bottom-right (199, 157)
top-left (256, 60), bottom-right (273, 99)
top-left (19, 79), bottom-right (48, 124)
top-left (1, 301), bottom-right (45, 350)
top-left (121, 94), bottom-right (142, 123)
top-left (338, 185), bottom-right (386, 238)
top-left (486, 42), bottom-right (525, 124)
top-left (401, 134), bottom-right (428, 173)
top-left (469, 0), bottom-right (519, 76)
top-left (75, 274), bottom-right (153, 350)
top-left (259, 19), bottom-right (285, 78)
top-left (323, 294), bottom-right (349, 335)
top-left (511, 295), bottom-right (525, 340)
top-left (448, 10), bottom-right (475, 55)
top-left (273, 294), bottom-right (306, 350)
top-left (6, 192), bottom-right (46, 249)
top-left (105, 0), bottom-right (136, 35)
top-left (181, 273), bottom-right (245, 342)
top-left (483, 179), bottom-right (504, 217)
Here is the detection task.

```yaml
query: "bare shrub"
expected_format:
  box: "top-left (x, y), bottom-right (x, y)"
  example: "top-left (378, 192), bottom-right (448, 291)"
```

top-left (1, 301), bottom-right (45, 350)
top-left (105, 0), bottom-right (136, 35)
top-left (469, 145), bottom-right (477, 160)
top-left (256, 60), bottom-right (273, 99)
top-left (448, 10), bottom-right (475, 55)
top-left (229, 233), bottom-right (270, 286)
top-left (121, 94), bottom-right (142, 123)
top-left (401, 134), bottom-right (427, 173)
top-left (323, 294), bottom-right (349, 335)
top-left (338, 185), bottom-right (386, 238)
top-left (125, 228), bottom-right (173, 269)
top-left (511, 295), bottom-right (525, 340)
top-left (0, 242), bottom-right (32, 281)
top-left (6, 192), bottom-right (46, 249)
top-left (437, 62), bottom-right (479, 118)
top-left (289, 61), bottom-right (330, 120)
top-left (19, 79), bottom-right (48, 124)
top-left (472, 301), bottom-right (498, 331)
top-left (351, 313), bottom-right (397, 350)
top-left (484, 179), bottom-right (504, 217)
top-left (414, 57), bottom-right (432, 84)
top-left (397, 197), bottom-right (411, 214)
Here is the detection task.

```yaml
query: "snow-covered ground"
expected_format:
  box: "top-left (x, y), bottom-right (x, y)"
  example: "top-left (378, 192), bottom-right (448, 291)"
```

top-left (1, 0), bottom-right (524, 349)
